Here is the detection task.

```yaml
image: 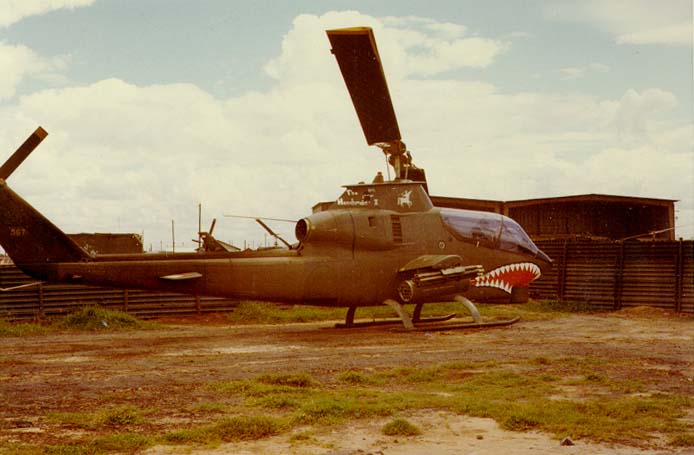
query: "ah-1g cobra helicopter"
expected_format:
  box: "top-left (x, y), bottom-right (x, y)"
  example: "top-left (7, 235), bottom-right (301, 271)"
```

top-left (0, 27), bottom-right (551, 329)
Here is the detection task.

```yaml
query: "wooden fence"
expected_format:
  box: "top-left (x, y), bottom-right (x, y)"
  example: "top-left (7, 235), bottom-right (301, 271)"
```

top-left (0, 265), bottom-right (238, 321)
top-left (1, 239), bottom-right (692, 321)
top-left (531, 239), bottom-right (693, 313)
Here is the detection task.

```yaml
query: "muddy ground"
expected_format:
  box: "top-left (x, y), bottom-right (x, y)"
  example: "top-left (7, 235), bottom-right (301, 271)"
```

top-left (1, 308), bottom-right (692, 454)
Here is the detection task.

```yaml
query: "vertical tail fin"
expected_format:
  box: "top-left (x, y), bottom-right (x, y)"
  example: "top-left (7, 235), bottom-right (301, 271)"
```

top-left (0, 128), bottom-right (88, 277)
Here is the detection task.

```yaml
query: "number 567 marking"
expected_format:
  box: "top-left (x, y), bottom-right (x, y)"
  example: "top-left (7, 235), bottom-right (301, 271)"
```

top-left (10, 227), bottom-right (27, 237)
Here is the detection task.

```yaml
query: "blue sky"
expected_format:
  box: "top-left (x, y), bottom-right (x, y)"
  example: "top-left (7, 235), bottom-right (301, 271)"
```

top-left (0, 0), bottom-right (692, 248)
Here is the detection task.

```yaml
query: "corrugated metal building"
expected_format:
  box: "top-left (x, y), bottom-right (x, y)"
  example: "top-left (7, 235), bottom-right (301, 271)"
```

top-left (431, 194), bottom-right (676, 241)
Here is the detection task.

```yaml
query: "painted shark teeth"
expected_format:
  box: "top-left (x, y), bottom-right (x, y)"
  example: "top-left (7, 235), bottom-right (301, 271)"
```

top-left (471, 262), bottom-right (541, 294)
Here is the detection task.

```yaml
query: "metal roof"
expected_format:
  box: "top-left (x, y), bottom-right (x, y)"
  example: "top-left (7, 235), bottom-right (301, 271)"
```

top-left (431, 193), bottom-right (677, 208)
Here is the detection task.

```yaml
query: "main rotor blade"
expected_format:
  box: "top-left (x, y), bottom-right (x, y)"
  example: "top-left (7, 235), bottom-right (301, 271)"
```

top-left (0, 127), bottom-right (48, 180)
top-left (327, 27), bottom-right (401, 146)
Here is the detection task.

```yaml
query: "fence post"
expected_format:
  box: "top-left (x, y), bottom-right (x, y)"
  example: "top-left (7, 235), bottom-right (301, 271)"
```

top-left (123, 289), bottom-right (129, 313)
top-left (557, 240), bottom-right (568, 303)
top-left (675, 239), bottom-right (683, 313)
top-left (195, 295), bottom-right (201, 315)
top-left (37, 283), bottom-right (44, 320)
top-left (613, 242), bottom-right (625, 311)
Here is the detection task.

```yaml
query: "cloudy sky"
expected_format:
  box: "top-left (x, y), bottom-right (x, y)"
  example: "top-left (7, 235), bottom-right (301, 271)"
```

top-left (0, 0), bottom-right (692, 250)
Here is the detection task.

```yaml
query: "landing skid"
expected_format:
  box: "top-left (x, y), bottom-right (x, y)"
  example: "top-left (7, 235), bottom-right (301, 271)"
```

top-left (334, 297), bottom-right (520, 331)
top-left (396, 316), bottom-right (521, 332)
top-left (334, 312), bottom-right (456, 329)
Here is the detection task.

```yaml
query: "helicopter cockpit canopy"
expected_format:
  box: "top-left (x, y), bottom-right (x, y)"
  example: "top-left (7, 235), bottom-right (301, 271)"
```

top-left (440, 208), bottom-right (545, 259)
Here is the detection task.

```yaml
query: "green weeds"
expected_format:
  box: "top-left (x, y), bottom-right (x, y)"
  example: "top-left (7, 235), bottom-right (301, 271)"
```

top-left (224, 299), bottom-right (600, 326)
top-left (0, 319), bottom-right (51, 337)
top-left (56, 306), bottom-right (158, 331)
top-left (46, 405), bottom-right (144, 429)
top-left (1, 306), bottom-right (158, 337)
top-left (163, 415), bottom-right (284, 444)
top-left (382, 418), bottom-right (422, 436)
top-left (226, 301), bottom-right (349, 324)
top-left (8, 345), bottom-right (690, 453)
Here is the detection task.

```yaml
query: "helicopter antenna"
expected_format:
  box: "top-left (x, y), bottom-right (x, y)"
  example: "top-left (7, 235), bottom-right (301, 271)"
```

top-left (197, 203), bottom-right (202, 248)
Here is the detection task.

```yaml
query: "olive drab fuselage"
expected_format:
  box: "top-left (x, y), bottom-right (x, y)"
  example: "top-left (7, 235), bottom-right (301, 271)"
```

top-left (5, 182), bottom-right (549, 308)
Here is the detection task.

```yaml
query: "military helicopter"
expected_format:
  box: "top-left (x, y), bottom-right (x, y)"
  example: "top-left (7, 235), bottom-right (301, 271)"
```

top-left (0, 27), bottom-right (551, 329)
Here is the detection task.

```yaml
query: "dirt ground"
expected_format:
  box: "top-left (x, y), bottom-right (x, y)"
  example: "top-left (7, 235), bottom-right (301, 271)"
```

top-left (1, 308), bottom-right (692, 454)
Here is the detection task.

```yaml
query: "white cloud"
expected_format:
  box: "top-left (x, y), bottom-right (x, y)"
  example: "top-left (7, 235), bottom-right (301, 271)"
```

top-left (0, 0), bottom-right (94, 28)
top-left (559, 63), bottom-right (610, 79)
top-left (610, 88), bottom-right (678, 141)
top-left (1, 10), bottom-right (692, 248)
top-left (618, 22), bottom-right (693, 45)
top-left (545, 0), bottom-right (693, 46)
top-left (264, 12), bottom-right (509, 84)
top-left (0, 42), bottom-right (69, 100)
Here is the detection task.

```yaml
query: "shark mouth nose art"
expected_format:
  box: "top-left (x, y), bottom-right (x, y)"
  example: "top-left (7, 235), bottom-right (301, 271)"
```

top-left (471, 262), bottom-right (541, 294)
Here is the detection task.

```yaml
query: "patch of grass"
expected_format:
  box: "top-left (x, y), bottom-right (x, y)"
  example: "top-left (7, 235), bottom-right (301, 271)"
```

top-left (570, 371), bottom-right (646, 394)
top-left (292, 389), bottom-right (438, 426)
top-left (40, 446), bottom-right (87, 455)
top-left (582, 372), bottom-right (609, 384)
top-left (88, 432), bottom-right (153, 453)
top-left (528, 356), bottom-right (551, 365)
top-left (289, 430), bottom-right (317, 444)
top-left (212, 374), bottom-right (321, 411)
top-left (382, 418), bottom-right (422, 436)
top-left (226, 301), bottom-right (348, 324)
top-left (226, 300), bottom-right (468, 325)
top-left (190, 402), bottom-right (230, 414)
top-left (1, 432), bottom-right (154, 455)
top-left (254, 394), bottom-right (301, 410)
top-left (212, 379), bottom-right (313, 398)
top-left (46, 405), bottom-right (144, 429)
top-left (56, 306), bottom-right (158, 331)
top-left (28, 359), bottom-right (693, 452)
top-left (380, 365), bottom-right (447, 384)
top-left (669, 432), bottom-right (694, 447)
top-left (337, 371), bottom-right (383, 385)
top-left (98, 405), bottom-right (143, 427)
top-left (446, 369), bottom-right (691, 444)
top-left (213, 415), bottom-right (285, 441)
top-left (476, 299), bottom-right (602, 321)
top-left (46, 410), bottom-right (97, 428)
top-left (256, 372), bottom-right (318, 388)
top-left (294, 392), bottom-right (391, 425)
top-left (163, 415), bottom-right (284, 444)
top-left (225, 299), bottom-right (609, 327)
top-left (0, 319), bottom-right (52, 337)
top-left (0, 444), bottom-right (45, 455)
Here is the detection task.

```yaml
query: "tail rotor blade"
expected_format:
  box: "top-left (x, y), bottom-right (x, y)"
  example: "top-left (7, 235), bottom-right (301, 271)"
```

top-left (0, 127), bottom-right (48, 180)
